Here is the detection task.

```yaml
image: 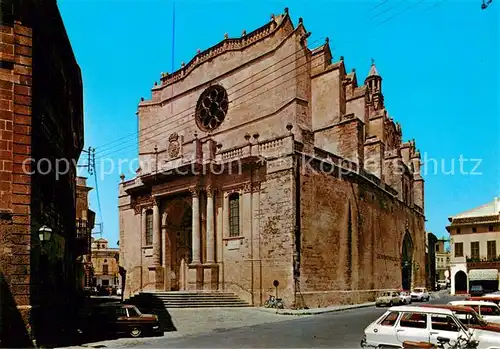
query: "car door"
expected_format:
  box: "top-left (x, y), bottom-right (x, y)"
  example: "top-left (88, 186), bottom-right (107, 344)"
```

top-left (428, 313), bottom-right (462, 346)
top-left (372, 311), bottom-right (401, 346)
top-left (395, 312), bottom-right (430, 344)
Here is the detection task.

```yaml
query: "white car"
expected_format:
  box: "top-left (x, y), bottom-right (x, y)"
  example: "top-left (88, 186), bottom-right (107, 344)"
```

top-left (399, 291), bottom-right (412, 305)
top-left (361, 305), bottom-right (500, 349)
top-left (411, 287), bottom-right (430, 302)
top-left (449, 301), bottom-right (500, 324)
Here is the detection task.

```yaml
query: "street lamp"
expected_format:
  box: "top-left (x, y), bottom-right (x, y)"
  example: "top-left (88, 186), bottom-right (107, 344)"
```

top-left (38, 225), bottom-right (53, 242)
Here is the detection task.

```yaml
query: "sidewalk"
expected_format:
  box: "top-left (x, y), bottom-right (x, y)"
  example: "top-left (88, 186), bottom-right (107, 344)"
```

top-left (257, 302), bottom-right (376, 316)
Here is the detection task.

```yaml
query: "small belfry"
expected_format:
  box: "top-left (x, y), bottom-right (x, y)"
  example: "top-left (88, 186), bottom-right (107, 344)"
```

top-left (365, 59), bottom-right (384, 110)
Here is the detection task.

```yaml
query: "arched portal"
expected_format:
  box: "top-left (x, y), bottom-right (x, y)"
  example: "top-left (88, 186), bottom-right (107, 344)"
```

top-left (454, 271), bottom-right (467, 293)
top-left (401, 232), bottom-right (414, 291)
top-left (164, 198), bottom-right (192, 291)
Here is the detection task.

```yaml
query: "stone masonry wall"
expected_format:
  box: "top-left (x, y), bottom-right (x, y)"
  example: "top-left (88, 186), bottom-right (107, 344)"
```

top-left (0, 19), bottom-right (34, 346)
top-left (299, 161), bottom-right (425, 308)
top-left (137, 17), bottom-right (309, 169)
top-left (220, 168), bottom-right (295, 307)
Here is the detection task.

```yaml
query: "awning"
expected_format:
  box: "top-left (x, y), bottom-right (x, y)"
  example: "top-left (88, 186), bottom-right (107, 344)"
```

top-left (469, 269), bottom-right (499, 281)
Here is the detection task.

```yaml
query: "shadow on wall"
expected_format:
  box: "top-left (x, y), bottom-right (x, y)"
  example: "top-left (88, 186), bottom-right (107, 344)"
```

top-left (0, 273), bottom-right (34, 348)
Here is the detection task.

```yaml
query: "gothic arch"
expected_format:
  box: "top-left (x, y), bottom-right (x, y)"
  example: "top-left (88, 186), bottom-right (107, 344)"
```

top-left (401, 231), bottom-right (414, 291)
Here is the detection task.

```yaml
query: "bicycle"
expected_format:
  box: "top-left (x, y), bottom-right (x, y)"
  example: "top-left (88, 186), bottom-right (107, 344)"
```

top-left (403, 335), bottom-right (479, 349)
top-left (264, 295), bottom-right (284, 309)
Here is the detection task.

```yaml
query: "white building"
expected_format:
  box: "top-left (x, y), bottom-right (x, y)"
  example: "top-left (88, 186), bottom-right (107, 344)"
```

top-left (448, 197), bottom-right (500, 295)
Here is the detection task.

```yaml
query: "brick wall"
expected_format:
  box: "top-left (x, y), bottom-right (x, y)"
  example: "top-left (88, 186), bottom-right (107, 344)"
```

top-left (0, 18), bottom-right (34, 346)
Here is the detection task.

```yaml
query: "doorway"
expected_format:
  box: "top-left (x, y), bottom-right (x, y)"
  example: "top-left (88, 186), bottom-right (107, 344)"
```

top-left (164, 198), bottom-right (192, 291)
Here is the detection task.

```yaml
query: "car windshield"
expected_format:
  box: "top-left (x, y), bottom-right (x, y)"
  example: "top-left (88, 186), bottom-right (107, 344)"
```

top-left (414, 288), bottom-right (424, 293)
top-left (381, 292), bottom-right (391, 296)
top-left (400, 292), bottom-right (407, 296)
top-left (454, 309), bottom-right (488, 328)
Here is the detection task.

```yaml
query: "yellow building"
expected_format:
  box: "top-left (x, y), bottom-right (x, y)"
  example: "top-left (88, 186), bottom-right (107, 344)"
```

top-left (91, 238), bottom-right (120, 288)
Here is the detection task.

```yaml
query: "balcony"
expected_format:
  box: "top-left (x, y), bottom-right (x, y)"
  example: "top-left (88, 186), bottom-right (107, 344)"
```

top-left (466, 256), bottom-right (500, 270)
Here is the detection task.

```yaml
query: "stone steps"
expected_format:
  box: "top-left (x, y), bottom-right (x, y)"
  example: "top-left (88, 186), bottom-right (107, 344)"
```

top-left (127, 291), bottom-right (251, 309)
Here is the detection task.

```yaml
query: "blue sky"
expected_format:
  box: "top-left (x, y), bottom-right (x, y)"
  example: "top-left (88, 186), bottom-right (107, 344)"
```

top-left (58, 0), bottom-right (499, 247)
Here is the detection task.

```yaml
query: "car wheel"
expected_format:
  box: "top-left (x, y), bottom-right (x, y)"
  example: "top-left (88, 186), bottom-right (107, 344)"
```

top-left (130, 327), bottom-right (142, 338)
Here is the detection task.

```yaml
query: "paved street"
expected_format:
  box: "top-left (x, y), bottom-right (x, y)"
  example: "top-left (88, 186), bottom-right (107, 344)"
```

top-left (69, 291), bottom-right (462, 348)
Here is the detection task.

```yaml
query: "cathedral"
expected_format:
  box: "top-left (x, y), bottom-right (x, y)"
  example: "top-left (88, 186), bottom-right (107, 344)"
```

top-left (118, 9), bottom-right (426, 308)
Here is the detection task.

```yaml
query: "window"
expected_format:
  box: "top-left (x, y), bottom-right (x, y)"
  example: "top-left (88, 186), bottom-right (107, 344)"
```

top-left (436, 245), bottom-right (440, 252)
top-left (487, 241), bottom-right (497, 260)
top-left (456, 228), bottom-right (461, 234)
top-left (489, 225), bottom-right (494, 232)
top-left (102, 264), bottom-right (109, 275)
top-left (472, 227), bottom-right (477, 233)
top-left (399, 312), bottom-right (427, 329)
top-left (480, 305), bottom-right (500, 316)
top-left (127, 307), bottom-right (140, 317)
top-left (380, 312), bottom-right (399, 326)
top-left (229, 193), bottom-right (240, 237)
top-left (145, 210), bottom-right (153, 246)
top-left (455, 243), bottom-right (464, 257)
top-left (431, 315), bottom-right (460, 332)
top-left (116, 307), bottom-right (127, 317)
top-left (471, 241), bottom-right (480, 260)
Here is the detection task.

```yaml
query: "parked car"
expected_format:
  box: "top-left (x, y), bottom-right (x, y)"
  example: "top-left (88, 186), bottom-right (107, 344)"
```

top-left (399, 291), bottom-right (412, 305)
top-left (376, 291), bottom-right (403, 307)
top-left (470, 285), bottom-right (485, 297)
top-left (410, 287), bottom-right (430, 302)
top-left (361, 305), bottom-right (500, 349)
top-left (437, 280), bottom-right (447, 290)
top-left (449, 301), bottom-right (500, 324)
top-left (419, 304), bottom-right (500, 334)
top-left (476, 295), bottom-right (500, 305)
top-left (85, 303), bottom-right (162, 338)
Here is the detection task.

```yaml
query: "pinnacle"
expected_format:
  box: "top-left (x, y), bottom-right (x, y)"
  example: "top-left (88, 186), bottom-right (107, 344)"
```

top-left (367, 59), bottom-right (379, 77)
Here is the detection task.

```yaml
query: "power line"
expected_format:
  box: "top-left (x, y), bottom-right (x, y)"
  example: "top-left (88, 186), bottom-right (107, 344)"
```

top-left (368, 0), bottom-right (405, 21)
top-left (421, 0), bottom-right (447, 13)
top-left (95, 46), bottom-right (328, 160)
top-left (91, 148), bottom-right (103, 227)
top-left (373, 0), bottom-right (427, 27)
top-left (369, 0), bottom-right (390, 11)
top-left (93, 36), bottom-right (325, 154)
top-left (94, 53), bottom-right (336, 162)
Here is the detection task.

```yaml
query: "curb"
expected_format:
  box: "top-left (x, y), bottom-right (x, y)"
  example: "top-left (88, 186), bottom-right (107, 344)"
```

top-left (261, 302), bottom-right (376, 316)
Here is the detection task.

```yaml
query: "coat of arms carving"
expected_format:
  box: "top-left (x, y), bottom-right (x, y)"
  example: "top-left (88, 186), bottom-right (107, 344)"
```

top-left (168, 132), bottom-right (181, 158)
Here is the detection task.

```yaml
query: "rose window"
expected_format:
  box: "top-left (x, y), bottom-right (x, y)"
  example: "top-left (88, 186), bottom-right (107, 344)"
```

top-left (195, 85), bottom-right (229, 132)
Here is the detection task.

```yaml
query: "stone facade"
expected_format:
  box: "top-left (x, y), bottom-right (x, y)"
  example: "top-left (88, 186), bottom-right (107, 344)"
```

top-left (0, 0), bottom-right (84, 346)
top-left (91, 238), bottom-right (120, 288)
top-left (119, 9), bottom-right (425, 308)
